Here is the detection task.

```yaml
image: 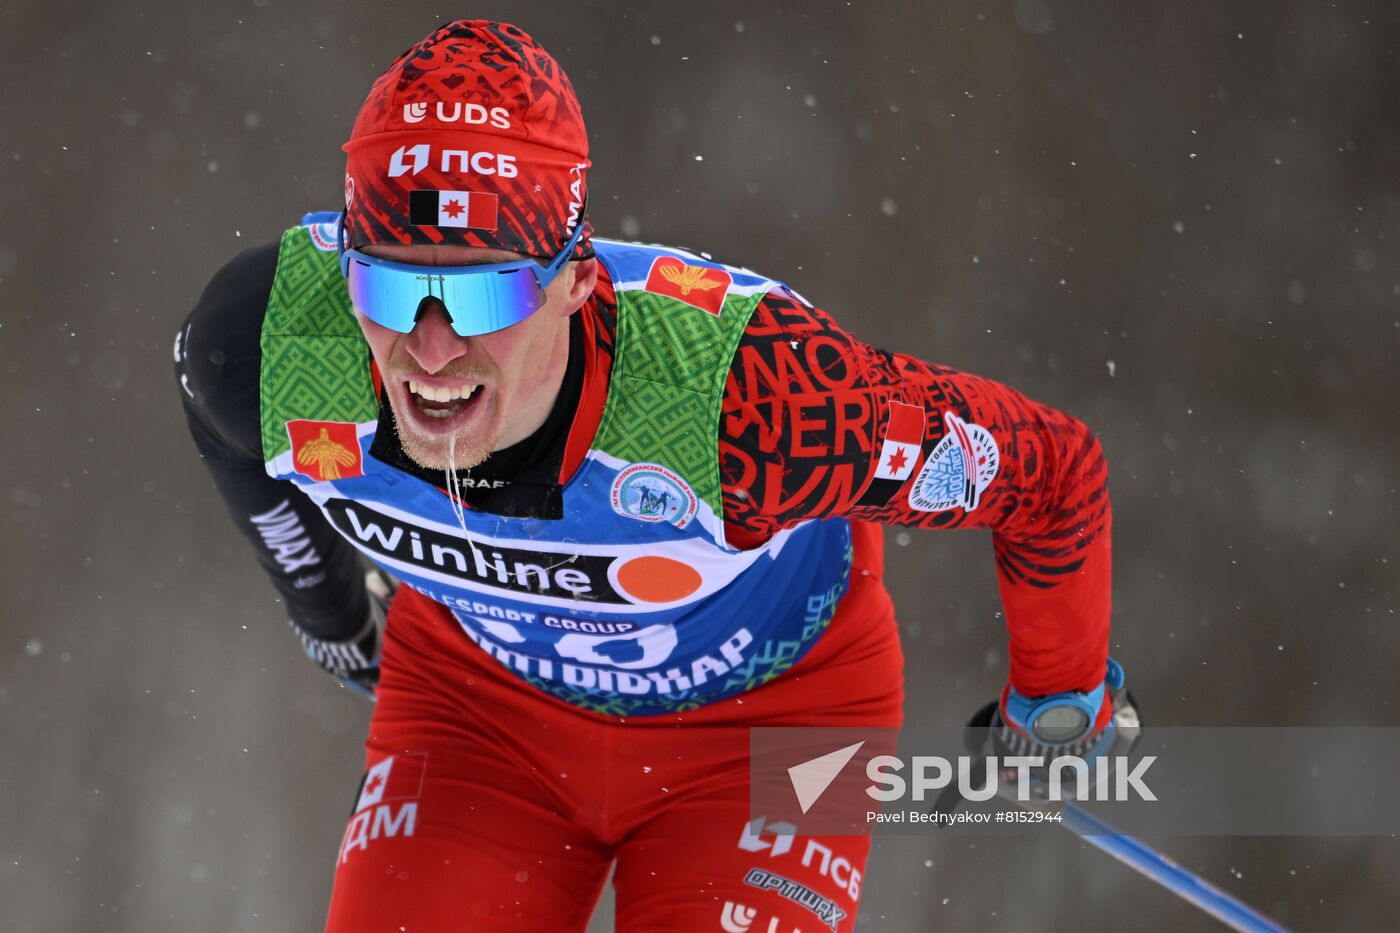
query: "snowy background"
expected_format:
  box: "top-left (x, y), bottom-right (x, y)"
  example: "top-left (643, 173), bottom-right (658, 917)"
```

top-left (2, 1), bottom-right (1397, 930)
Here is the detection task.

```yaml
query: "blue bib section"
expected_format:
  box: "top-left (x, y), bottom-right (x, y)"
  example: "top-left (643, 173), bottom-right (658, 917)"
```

top-left (264, 237), bottom-right (852, 716)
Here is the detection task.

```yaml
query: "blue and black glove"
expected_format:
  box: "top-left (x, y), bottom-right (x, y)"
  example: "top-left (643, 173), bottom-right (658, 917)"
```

top-left (291, 566), bottom-right (397, 698)
top-left (933, 658), bottom-right (1142, 816)
top-left (987, 657), bottom-right (1142, 805)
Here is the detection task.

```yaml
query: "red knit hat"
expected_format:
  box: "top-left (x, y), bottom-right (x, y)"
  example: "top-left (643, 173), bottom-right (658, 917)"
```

top-left (342, 21), bottom-right (591, 259)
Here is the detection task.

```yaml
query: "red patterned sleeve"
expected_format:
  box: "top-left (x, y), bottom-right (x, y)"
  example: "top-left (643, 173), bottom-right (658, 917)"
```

top-left (720, 290), bottom-right (1111, 697)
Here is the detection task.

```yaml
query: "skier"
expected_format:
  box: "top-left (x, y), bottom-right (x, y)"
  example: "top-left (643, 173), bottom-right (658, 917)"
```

top-left (175, 20), bottom-right (1127, 932)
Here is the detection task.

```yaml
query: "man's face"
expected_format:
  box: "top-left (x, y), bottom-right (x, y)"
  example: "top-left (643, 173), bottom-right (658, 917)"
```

top-left (351, 244), bottom-right (595, 471)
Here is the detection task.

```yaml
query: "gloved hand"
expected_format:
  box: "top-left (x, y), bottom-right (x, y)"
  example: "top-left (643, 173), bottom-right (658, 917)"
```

top-left (931, 658), bottom-right (1142, 818)
top-left (986, 657), bottom-right (1142, 806)
top-left (291, 566), bottom-right (397, 698)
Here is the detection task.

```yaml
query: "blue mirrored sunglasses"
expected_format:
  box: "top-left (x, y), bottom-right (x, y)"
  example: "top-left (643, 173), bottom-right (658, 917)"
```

top-left (336, 200), bottom-right (587, 338)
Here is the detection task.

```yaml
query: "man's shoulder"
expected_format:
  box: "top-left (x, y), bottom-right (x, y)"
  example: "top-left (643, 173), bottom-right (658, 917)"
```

top-left (175, 239), bottom-right (282, 457)
top-left (584, 237), bottom-right (838, 368)
top-left (181, 238), bottom-right (281, 367)
top-left (591, 238), bottom-right (796, 300)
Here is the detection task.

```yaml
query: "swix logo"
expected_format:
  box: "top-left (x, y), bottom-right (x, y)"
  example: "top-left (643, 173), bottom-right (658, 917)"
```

top-left (402, 100), bottom-right (512, 128)
top-left (339, 754), bottom-right (426, 863)
top-left (719, 901), bottom-right (800, 933)
top-left (738, 817), bottom-right (797, 857)
top-left (387, 144), bottom-right (519, 178)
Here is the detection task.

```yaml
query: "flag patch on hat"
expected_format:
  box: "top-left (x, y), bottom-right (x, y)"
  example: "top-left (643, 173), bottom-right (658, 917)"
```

top-left (409, 190), bottom-right (499, 230)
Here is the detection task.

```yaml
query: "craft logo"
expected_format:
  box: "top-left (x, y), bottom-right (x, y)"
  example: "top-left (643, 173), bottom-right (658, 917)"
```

top-left (387, 144), bottom-right (519, 179)
top-left (339, 753), bottom-right (426, 864)
top-left (287, 420), bottom-right (363, 482)
top-left (609, 463), bottom-right (698, 529)
top-left (644, 256), bottom-right (731, 315)
top-left (402, 100), bottom-right (512, 128)
top-left (908, 411), bottom-right (999, 513)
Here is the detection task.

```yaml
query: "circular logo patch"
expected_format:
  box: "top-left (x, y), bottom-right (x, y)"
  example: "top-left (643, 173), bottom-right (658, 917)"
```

top-left (908, 411), bottom-right (1000, 513)
top-left (307, 221), bottom-right (338, 252)
top-left (610, 462), bottom-right (698, 529)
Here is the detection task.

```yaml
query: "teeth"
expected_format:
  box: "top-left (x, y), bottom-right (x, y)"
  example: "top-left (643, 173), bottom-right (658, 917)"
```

top-left (408, 380), bottom-right (478, 403)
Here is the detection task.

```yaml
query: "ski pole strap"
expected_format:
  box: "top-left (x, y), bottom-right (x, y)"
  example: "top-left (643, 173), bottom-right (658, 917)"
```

top-left (1061, 805), bottom-right (1291, 933)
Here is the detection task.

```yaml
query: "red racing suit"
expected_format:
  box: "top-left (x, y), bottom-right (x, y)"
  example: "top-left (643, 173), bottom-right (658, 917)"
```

top-left (176, 241), bottom-right (1110, 932)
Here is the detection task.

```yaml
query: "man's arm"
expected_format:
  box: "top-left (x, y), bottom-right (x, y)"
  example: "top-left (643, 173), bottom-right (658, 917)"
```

top-left (719, 289), bottom-right (1110, 700)
top-left (174, 241), bottom-right (370, 642)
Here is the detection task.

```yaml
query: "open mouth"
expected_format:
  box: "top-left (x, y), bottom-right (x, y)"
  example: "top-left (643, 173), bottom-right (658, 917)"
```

top-left (403, 379), bottom-right (486, 429)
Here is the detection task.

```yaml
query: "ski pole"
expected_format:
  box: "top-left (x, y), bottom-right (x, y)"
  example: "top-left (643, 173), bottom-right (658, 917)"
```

top-left (1060, 803), bottom-right (1291, 933)
top-left (931, 700), bottom-right (1290, 931)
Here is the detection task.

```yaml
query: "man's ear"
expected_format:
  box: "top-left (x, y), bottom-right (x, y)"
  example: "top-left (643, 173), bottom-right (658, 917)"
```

top-left (561, 258), bottom-right (598, 315)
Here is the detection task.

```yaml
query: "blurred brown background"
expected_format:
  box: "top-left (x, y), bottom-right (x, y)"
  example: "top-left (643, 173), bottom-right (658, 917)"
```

top-left (1, 1), bottom-right (1397, 929)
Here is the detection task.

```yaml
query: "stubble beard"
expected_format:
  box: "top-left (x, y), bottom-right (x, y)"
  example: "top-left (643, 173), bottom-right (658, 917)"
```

top-left (389, 399), bottom-right (495, 472)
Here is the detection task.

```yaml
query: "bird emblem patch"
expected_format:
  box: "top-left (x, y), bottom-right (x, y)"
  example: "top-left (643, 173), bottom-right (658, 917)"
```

top-left (287, 420), bottom-right (365, 482)
top-left (644, 256), bottom-right (731, 315)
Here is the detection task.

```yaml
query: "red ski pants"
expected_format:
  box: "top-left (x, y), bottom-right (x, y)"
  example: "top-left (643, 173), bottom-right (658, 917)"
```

top-left (324, 523), bottom-right (903, 932)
